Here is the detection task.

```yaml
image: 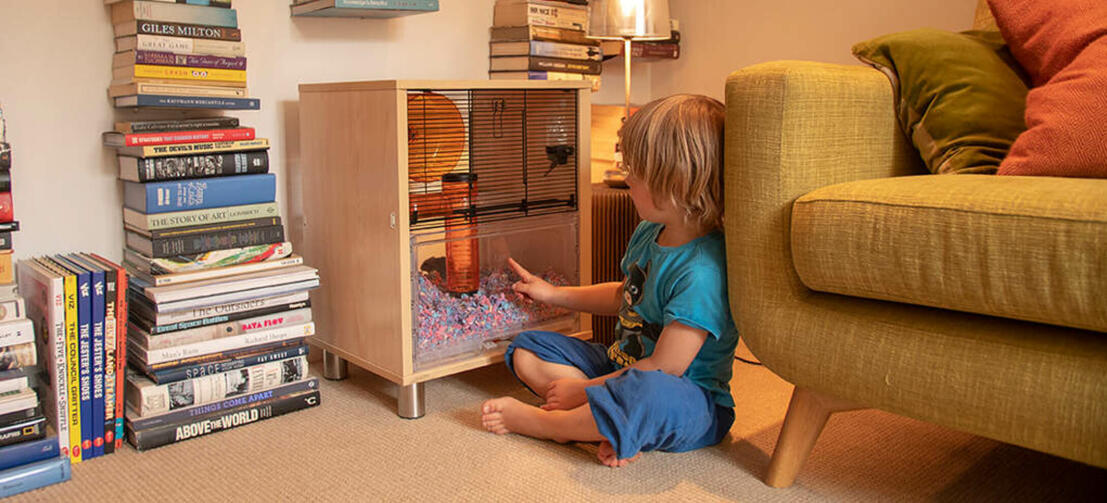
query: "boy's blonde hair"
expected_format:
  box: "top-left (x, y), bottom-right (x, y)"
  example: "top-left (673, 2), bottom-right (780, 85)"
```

top-left (618, 94), bottom-right (725, 230)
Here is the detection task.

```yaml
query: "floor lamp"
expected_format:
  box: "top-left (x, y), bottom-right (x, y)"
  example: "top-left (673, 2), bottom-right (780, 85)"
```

top-left (587, 0), bottom-right (671, 185)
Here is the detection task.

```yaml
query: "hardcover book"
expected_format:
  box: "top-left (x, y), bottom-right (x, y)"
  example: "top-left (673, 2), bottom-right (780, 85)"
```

top-left (113, 50), bottom-right (247, 71)
top-left (115, 34), bottom-right (246, 57)
top-left (493, 0), bottom-right (587, 31)
top-left (123, 202), bottom-right (279, 232)
top-left (126, 252), bottom-right (302, 288)
top-left (111, 1), bottom-right (239, 29)
top-left (126, 356), bottom-right (310, 416)
top-left (114, 94), bottom-right (260, 110)
top-left (115, 116), bottom-right (240, 134)
top-left (117, 149), bottom-right (268, 182)
top-left (0, 456), bottom-right (71, 499)
top-left (125, 224), bottom-right (285, 258)
top-left (127, 375), bottom-right (314, 427)
top-left (109, 81), bottom-right (249, 99)
top-left (490, 40), bottom-right (602, 61)
top-left (123, 174), bottom-right (276, 214)
top-left (489, 55), bottom-right (601, 75)
top-left (489, 25), bottom-right (598, 45)
top-left (104, 127), bottom-right (255, 147)
top-left (113, 19), bottom-right (243, 40)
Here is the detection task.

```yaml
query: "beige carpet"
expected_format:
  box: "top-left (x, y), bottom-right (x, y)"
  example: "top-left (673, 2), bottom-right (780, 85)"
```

top-left (9, 343), bottom-right (1106, 502)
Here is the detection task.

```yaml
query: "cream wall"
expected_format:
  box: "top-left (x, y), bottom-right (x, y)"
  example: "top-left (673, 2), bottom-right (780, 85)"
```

top-left (1, 0), bottom-right (976, 261)
top-left (648, 0), bottom-right (979, 100)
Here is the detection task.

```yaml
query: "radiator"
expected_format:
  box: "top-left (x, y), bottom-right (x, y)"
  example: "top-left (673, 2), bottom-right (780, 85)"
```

top-left (590, 183), bottom-right (640, 346)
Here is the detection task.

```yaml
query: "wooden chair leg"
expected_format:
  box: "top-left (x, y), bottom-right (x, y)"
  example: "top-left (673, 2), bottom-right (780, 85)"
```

top-left (765, 387), bottom-right (864, 488)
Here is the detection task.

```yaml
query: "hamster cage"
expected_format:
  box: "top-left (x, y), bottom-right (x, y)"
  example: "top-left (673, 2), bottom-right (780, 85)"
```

top-left (295, 80), bottom-right (592, 417)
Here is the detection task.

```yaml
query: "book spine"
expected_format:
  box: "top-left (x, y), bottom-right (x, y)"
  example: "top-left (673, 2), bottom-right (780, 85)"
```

top-left (0, 435), bottom-right (59, 472)
top-left (133, 338), bottom-right (305, 374)
top-left (104, 258), bottom-right (130, 451)
top-left (0, 297), bottom-right (23, 322)
top-left (0, 193), bottom-right (12, 223)
top-left (528, 56), bottom-right (601, 75)
top-left (122, 117), bottom-right (239, 134)
top-left (139, 299), bottom-right (310, 336)
top-left (132, 51), bottom-right (247, 71)
top-left (129, 377), bottom-right (316, 429)
top-left (125, 174), bottom-right (276, 214)
top-left (71, 267), bottom-right (93, 459)
top-left (630, 42), bottom-right (679, 59)
top-left (0, 232), bottom-right (11, 251)
top-left (142, 255), bottom-right (303, 288)
top-left (132, 20), bottom-right (242, 41)
top-left (0, 417), bottom-right (46, 448)
top-left (334, 0), bottom-right (439, 8)
top-left (132, 34), bottom-right (246, 57)
top-left (136, 290), bottom-right (307, 327)
top-left (0, 143), bottom-right (9, 170)
top-left (122, 128), bottom-right (255, 147)
top-left (0, 319), bottom-right (33, 348)
top-left (150, 280), bottom-right (317, 315)
top-left (142, 267), bottom-right (317, 304)
top-left (0, 342), bottom-right (36, 371)
top-left (522, 2), bottom-right (587, 31)
top-left (125, 81), bottom-right (248, 98)
top-left (125, 95), bottom-right (260, 110)
top-left (15, 261), bottom-right (70, 460)
top-left (98, 263), bottom-right (118, 455)
top-left (490, 25), bottom-right (597, 45)
top-left (0, 457), bottom-right (71, 499)
top-left (60, 272), bottom-right (82, 463)
top-left (147, 343), bottom-right (311, 385)
top-left (126, 242), bottom-right (291, 276)
top-left (126, 139), bottom-right (269, 158)
top-left (136, 307), bottom-right (312, 350)
top-left (126, 390), bottom-right (320, 451)
top-left (85, 267), bottom-right (105, 458)
top-left (129, 355), bottom-right (309, 417)
top-left (142, 215), bottom-right (279, 240)
top-left (126, 202), bottom-right (278, 231)
top-left (0, 172), bottom-right (9, 192)
top-left (144, 225), bottom-right (285, 258)
top-left (0, 222), bottom-right (18, 232)
top-left (132, 322), bottom-right (315, 365)
top-left (131, 64), bottom-right (246, 83)
top-left (129, 150), bottom-right (269, 182)
top-left (528, 40), bottom-right (602, 61)
top-left (117, 1), bottom-right (238, 28)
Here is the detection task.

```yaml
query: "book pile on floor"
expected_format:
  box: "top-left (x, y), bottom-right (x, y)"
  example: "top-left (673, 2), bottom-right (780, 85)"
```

top-left (104, 1), bottom-right (321, 451)
top-left (107, 0), bottom-right (259, 111)
top-left (289, 0), bottom-right (440, 18)
top-left (0, 109), bottom-right (72, 497)
top-left (488, 0), bottom-right (602, 91)
top-left (106, 118), bottom-right (321, 451)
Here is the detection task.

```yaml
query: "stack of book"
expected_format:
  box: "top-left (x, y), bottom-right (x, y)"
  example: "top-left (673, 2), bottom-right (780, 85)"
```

top-left (106, 117), bottom-right (321, 451)
top-left (0, 273), bottom-right (72, 497)
top-left (488, 0), bottom-right (602, 91)
top-left (289, 0), bottom-right (440, 18)
top-left (107, 0), bottom-right (259, 111)
top-left (0, 107), bottom-right (19, 291)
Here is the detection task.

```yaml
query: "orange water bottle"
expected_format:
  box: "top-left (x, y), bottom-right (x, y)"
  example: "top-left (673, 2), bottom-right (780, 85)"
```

top-left (443, 173), bottom-right (479, 295)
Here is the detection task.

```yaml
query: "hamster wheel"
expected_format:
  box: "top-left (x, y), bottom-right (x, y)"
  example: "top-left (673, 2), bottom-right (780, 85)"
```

top-left (407, 92), bottom-right (467, 183)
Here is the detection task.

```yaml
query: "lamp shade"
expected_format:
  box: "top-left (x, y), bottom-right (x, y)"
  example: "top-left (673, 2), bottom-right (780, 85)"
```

top-left (586, 0), bottom-right (671, 40)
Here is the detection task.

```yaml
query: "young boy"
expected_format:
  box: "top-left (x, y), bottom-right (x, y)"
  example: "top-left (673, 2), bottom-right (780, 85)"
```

top-left (481, 94), bottom-right (737, 467)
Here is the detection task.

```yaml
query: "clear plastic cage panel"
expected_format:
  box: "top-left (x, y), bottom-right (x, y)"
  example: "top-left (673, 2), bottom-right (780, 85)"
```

top-left (411, 213), bottom-right (580, 370)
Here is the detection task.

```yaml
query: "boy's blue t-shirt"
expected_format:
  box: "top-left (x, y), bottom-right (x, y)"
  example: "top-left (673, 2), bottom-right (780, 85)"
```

top-left (606, 221), bottom-right (739, 408)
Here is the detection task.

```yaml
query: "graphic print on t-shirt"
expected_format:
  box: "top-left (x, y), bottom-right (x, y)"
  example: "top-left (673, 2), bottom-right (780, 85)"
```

top-left (608, 261), bottom-right (663, 366)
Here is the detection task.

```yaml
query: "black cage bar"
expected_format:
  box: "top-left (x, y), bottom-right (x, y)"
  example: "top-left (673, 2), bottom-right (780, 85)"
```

top-left (407, 88), bottom-right (579, 231)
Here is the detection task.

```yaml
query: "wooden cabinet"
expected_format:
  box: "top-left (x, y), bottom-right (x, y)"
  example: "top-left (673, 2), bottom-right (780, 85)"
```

top-left (294, 80), bottom-right (592, 417)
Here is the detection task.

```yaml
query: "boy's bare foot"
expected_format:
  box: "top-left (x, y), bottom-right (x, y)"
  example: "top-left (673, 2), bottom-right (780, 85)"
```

top-left (481, 397), bottom-right (550, 439)
top-left (597, 440), bottom-right (642, 467)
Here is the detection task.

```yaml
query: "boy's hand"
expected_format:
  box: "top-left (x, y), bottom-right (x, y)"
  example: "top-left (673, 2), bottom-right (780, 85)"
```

top-left (508, 257), bottom-right (558, 304)
top-left (542, 377), bottom-right (589, 411)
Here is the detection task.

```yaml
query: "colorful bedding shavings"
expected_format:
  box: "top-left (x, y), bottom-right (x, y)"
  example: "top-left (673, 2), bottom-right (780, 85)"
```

top-left (415, 263), bottom-right (571, 362)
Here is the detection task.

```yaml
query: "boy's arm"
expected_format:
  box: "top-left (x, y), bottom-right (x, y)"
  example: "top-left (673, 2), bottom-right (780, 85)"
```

top-left (509, 258), bottom-right (622, 315)
top-left (543, 321), bottom-right (709, 410)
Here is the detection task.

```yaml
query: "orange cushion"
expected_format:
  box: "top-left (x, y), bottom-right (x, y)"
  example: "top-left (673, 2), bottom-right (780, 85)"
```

top-left (988, 0), bottom-right (1107, 177)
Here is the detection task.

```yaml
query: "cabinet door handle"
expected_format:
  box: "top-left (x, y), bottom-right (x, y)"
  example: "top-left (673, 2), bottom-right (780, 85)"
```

top-left (389, 212), bottom-right (397, 229)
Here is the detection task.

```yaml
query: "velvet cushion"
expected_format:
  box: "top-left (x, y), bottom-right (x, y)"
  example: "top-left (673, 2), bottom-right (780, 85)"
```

top-left (852, 29), bottom-right (1028, 174)
top-left (988, 0), bottom-right (1107, 177)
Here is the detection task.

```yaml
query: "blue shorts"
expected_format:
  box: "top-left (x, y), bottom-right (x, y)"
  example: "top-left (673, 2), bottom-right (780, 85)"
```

top-left (505, 331), bottom-right (735, 460)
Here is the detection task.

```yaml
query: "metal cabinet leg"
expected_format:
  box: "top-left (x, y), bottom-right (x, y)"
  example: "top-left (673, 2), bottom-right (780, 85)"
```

top-left (322, 350), bottom-right (348, 380)
top-left (397, 382), bottom-right (426, 419)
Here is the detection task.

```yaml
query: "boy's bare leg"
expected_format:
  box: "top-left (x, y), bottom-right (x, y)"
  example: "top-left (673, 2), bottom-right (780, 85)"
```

top-left (481, 397), bottom-right (642, 467)
top-left (512, 348), bottom-right (587, 397)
